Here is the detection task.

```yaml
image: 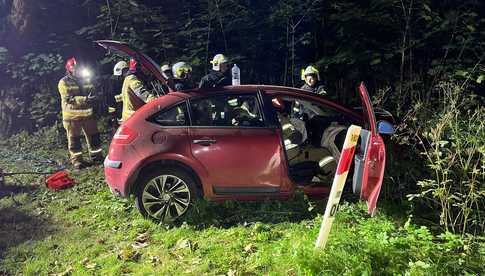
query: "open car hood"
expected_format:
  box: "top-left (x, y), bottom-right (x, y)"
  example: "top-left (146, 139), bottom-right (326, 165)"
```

top-left (95, 40), bottom-right (167, 87)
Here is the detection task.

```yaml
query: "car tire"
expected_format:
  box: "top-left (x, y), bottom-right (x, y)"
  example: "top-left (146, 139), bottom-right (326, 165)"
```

top-left (135, 167), bottom-right (197, 223)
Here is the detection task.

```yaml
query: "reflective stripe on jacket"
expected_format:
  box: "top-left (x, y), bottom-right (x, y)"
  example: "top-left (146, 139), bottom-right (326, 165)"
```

top-left (58, 75), bottom-right (94, 120)
top-left (121, 74), bottom-right (155, 122)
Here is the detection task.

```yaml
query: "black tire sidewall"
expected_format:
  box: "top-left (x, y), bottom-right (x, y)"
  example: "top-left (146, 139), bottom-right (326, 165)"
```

top-left (134, 167), bottom-right (197, 222)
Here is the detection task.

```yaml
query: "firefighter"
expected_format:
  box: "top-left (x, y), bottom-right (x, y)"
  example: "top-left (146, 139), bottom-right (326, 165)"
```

top-left (161, 64), bottom-right (173, 80)
top-left (113, 60), bottom-right (128, 104)
top-left (58, 57), bottom-right (103, 169)
top-left (120, 58), bottom-right (156, 122)
top-left (113, 60), bottom-right (128, 103)
top-left (114, 60), bottom-right (129, 77)
top-left (300, 65), bottom-right (326, 95)
top-left (172, 61), bottom-right (194, 91)
top-left (161, 64), bottom-right (175, 93)
top-left (110, 60), bottom-right (129, 123)
top-left (199, 54), bottom-right (231, 88)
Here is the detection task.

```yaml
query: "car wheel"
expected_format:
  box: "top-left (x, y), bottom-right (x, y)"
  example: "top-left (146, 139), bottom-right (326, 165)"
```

top-left (135, 168), bottom-right (197, 222)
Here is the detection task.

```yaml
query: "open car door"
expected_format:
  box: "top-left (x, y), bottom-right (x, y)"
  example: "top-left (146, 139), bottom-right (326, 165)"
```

top-left (95, 40), bottom-right (170, 94)
top-left (353, 82), bottom-right (386, 215)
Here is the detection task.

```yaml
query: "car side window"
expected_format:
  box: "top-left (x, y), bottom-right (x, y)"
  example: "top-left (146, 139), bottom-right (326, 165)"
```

top-left (150, 103), bottom-right (188, 126)
top-left (276, 97), bottom-right (343, 120)
top-left (190, 94), bottom-right (264, 127)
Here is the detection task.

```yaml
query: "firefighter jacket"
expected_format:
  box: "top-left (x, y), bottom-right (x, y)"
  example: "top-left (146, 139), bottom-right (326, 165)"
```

top-left (58, 75), bottom-right (94, 120)
top-left (199, 70), bottom-right (231, 89)
top-left (301, 82), bottom-right (327, 95)
top-left (121, 73), bottom-right (156, 121)
top-left (173, 79), bottom-right (194, 91)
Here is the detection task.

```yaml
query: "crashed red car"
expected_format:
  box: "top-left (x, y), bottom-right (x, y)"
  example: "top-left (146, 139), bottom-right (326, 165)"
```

top-left (97, 40), bottom-right (395, 222)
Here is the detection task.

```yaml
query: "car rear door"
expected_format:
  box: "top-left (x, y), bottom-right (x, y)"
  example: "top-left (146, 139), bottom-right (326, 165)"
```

top-left (95, 40), bottom-right (168, 91)
top-left (188, 92), bottom-right (285, 196)
top-left (353, 82), bottom-right (386, 215)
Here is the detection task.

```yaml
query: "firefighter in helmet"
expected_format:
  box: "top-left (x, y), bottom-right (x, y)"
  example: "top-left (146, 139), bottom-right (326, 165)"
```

top-left (160, 64), bottom-right (175, 93)
top-left (300, 65), bottom-right (326, 95)
top-left (172, 61), bottom-right (194, 91)
top-left (58, 57), bottom-right (103, 169)
top-left (110, 60), bottom-right (129, 124)
top-left (120, 58), bottom-right (157, 122)
top-left (113, 61), bottom-right (129, 103)
top-left (199, 54), bottom-right (231, 88)
top-left (161, 64), bottom-right (173, 80)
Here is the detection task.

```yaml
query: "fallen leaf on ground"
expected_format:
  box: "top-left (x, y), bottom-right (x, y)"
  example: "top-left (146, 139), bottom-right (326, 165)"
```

top-left (135, 232), bottom-right (149, 243)
top-left (244, 243), bottom-right (256, 253)
top-left (132, 241), bottom-right (149, 249)
top-left (174, 238), bottom-right (198, 251)
top-left (80, 258), bottom-right (89, 265)
top-left (85, 263), bottom-right (97, 269)
top-left (149, 255), bottom-right (160, 266)
top-left (118, 248), bottom-right (141, 262)
top-left (52, 266), bottom-right (73, 276)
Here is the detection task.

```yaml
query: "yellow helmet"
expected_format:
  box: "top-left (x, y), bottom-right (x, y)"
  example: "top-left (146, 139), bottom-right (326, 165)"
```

top-left (172, 61), bottom-right (192, 79)
top-left (301, 65), bottom-right (320, 81)
top-left (210, 54), bottom-right (228, 71)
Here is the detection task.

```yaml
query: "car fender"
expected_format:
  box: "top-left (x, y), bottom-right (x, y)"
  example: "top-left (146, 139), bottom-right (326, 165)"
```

top-left (127, 152), bottom-right (210, 196)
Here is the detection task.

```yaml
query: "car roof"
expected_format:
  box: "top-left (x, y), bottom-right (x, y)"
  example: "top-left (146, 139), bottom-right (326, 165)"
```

top-left (168, 85), bottom-right (362, 120)
top-left (171, 85), bottom-right (309, 97)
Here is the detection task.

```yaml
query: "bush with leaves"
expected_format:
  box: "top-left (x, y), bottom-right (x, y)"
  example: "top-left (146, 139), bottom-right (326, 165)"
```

top-left (405, 82), bottom-right (484, 235)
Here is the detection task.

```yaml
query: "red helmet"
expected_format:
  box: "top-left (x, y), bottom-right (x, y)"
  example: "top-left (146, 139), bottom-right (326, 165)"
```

top-left (129, 58), bottom-right (138, 71)
top-left (65, 57), bottom-right (77, 73)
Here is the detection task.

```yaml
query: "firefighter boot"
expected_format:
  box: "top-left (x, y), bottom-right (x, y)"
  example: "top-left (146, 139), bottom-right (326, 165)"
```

top-left (63, 120), bottom-right (87, 169)
top-left (83, 119), bottom-right (103, 164)
top-left (68, 136), bottom-right (86, 169)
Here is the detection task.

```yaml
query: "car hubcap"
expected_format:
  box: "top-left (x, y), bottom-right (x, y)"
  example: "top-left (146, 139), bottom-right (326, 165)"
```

top-left (142, 175), bottom-right (191, 221)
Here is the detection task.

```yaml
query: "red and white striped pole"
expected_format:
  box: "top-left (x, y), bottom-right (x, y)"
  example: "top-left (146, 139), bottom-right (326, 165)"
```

top-left (315, 125), bottom-right (361, 249)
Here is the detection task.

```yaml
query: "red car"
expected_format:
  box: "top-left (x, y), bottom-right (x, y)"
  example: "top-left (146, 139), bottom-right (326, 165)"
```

top-left (98, 41), bottom-right (395, 222)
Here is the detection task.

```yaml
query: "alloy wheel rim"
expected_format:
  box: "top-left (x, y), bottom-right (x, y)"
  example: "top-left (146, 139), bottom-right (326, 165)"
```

top-left (142, 175), bottom-right (191, 221)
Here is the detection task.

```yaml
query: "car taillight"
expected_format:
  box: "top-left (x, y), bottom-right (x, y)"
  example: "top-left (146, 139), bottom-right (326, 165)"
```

top-left (113, 125), bottom-right (138, 144)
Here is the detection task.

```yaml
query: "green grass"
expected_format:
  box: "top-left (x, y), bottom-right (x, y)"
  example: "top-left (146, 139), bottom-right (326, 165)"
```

top-left (0, 129), bottom-right (483, 275)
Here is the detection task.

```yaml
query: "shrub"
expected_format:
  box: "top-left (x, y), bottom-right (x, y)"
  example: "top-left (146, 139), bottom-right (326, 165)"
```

top-left (406, 82), bottom-right (484, 235)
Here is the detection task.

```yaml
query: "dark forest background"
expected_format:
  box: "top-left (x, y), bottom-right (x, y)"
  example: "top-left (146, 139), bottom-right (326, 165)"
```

top-left (0, 0), bottom-right (483, 235)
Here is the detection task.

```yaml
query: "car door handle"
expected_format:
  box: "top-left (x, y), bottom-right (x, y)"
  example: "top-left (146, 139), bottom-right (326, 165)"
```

top-left (193, 139), bottom-right (217, 146)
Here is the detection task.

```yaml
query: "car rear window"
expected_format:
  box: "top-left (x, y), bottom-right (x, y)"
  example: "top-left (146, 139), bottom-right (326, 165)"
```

top-left (149, 102), bottom-right (188, 126)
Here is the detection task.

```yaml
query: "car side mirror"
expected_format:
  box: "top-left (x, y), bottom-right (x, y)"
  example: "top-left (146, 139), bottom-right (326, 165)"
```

top-left (378, 120), bottom-right (395, 135)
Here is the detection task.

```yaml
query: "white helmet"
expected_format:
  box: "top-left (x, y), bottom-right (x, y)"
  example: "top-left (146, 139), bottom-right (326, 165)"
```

top-left (172, 61), bottom-right (192, 79)
top-left (301, 65), bottom-right (320, 81)
top-left (161, 64), bottom-right (171, 73)
top-left (210, 54), bottom-right (228, 71)
top-left (161, 64), bottom-right (172, 79)
top-left (113, 61), bottom-right (128, 76)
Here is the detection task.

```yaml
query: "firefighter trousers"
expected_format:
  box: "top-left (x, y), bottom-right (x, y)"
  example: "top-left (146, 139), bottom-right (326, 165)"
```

top-left (62, 118), bottom-right (103, 164)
